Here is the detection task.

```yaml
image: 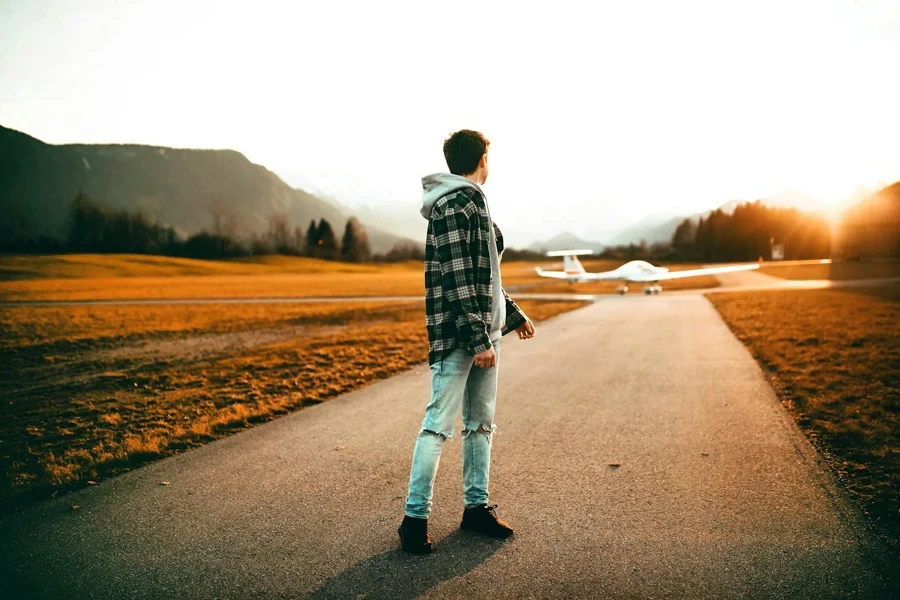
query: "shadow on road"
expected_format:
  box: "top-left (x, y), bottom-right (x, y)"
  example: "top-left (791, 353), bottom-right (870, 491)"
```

top-left (306, 530), bottom-right (505, 600)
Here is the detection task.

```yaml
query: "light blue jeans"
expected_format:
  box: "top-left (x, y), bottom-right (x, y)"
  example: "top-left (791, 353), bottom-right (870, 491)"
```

top-left (404, 340), bottom-right (500, 519)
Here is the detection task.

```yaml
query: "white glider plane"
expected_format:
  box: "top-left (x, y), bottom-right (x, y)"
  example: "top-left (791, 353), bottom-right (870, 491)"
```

top-left (534, 249), bottom-right (760, 295)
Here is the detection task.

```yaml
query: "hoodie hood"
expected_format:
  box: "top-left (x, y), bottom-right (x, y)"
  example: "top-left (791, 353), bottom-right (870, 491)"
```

top-left (420, 173), bottom-right (482, 219)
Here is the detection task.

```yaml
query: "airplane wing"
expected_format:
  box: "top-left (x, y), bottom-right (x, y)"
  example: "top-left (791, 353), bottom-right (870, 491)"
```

top-left (534, 267), bottom-right (572, 280)
top-left (625, 263), bottom-right (760, 282)
top-left (573, 271), bottom-right (623, 281)
top-left (535, 267), bottom-right (621, 281)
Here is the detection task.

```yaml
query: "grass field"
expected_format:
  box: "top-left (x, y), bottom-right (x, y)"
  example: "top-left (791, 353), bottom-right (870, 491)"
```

top-left (0, 253), bottom-right (422, 279)
top-left (0, 298), bottom-right (587, 510)
top-left (0, 254), bottom-right (429, 302)
top-left (0, 254), bottom-right (723, 301)
top-left (708, 285), bottom-right (900, 548)
top-left (759, 261), bottom-right (900, 281)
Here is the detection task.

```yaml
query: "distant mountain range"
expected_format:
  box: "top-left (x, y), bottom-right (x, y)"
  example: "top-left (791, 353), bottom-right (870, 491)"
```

top-left (527, 231), bottom-right (606, 253)
top-left (528, 190), bottom-right (857, 252)
top-left (606, 190), bottom-right (835, 246)
top-left (3, 123), bottom-right (886, 257)
top-left (604, 209), bottom-right (691, 247)
top-left (836, 182), bottom-right (900, 259)
top-left (717, 190), bottom-right (826, 216)
top-left (0, 125), bottom-right (415, 254)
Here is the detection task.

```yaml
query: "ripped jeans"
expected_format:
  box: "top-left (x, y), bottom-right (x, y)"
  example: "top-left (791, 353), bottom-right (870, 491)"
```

top-left (404, 340), bottom-right (500, 519)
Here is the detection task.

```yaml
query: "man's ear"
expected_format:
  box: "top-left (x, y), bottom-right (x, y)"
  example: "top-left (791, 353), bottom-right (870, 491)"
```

top-left (480, 153), bottom-right (488, 168)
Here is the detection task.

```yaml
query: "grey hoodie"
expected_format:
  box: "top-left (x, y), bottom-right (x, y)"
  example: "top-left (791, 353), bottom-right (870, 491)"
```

top-left (421, 173), bottom-right (506, 342)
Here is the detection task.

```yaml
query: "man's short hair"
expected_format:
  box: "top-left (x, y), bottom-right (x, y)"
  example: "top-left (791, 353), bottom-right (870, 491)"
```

top-left (443, 130), bottom-right (490, 176)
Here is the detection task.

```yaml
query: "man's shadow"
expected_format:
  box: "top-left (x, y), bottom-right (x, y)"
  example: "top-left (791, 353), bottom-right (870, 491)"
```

top-left (306, 530), bottom-right (506, 600)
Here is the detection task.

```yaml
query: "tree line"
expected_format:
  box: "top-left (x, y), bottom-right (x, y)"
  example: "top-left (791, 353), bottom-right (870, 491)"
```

top-left (531, 201), bottom-right (832, 263)
top-left (4, 192), bottom-right (427, 262)
top-left (670, 201), bottom-right (830, 261)
top-left (3, 194), bottom-right (833, 264)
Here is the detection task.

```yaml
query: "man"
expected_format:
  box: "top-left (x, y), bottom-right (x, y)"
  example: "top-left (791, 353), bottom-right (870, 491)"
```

top-left (398, 129), bottom-right (536, 554)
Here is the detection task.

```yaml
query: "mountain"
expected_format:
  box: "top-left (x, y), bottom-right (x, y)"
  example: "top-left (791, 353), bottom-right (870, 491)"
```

top-left (0, 125), bottom-right (414, 254)
top-left (607, 190), bottom-right (831, 246)
top-left (605, 208), bottom-right (696, 246)
top-left (840, 185), bottom-right (877, 212)
top-left (275, 169), bottom-right (427, 243)
top-left (528, 231), bottom-right (605, 253)
top-left (753, 189), bottom-right (826, 214)
top-left (835, 181), bottom-right (900, 259)
top-left (715, 198), bottom-right (748, 215)
top-left (352, 202), bottom-right (425, 242)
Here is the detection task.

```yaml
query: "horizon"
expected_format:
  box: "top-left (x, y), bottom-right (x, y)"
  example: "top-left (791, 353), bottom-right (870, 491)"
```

top-left (2, 0), bottom-right (899, 245)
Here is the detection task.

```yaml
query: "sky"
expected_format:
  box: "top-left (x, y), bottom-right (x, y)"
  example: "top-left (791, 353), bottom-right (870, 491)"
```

top-left (2, 0), bottom-right (899, 244)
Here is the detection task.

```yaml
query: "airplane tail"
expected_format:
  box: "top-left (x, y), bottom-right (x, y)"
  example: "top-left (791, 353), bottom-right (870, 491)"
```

top-left (545, 249), bottom-right (593, 277)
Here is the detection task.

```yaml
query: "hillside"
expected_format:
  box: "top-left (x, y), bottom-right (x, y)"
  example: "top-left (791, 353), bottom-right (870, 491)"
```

top-left (834, 182), bottom-right (900, 259)
top-left (528, 231), bottom-right (605, 253)
top-left (0, 125), bottom-right (412, 254)
top-left (609, 191), bottom-right (831, 246)
top-left (606, 212), bottom-right (690, 246)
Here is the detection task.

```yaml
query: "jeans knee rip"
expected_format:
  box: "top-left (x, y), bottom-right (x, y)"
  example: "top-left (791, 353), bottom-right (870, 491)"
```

top-left (462, 423), bottom-right (496, 438)
top-left (421, 428), bottom-right (453, 441)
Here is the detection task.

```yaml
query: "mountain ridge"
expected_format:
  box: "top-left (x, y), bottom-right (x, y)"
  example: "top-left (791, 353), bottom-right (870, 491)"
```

top-left (527, 231), bottom-right (606, 253)
top-left (0, 125), bottom-right (415, 254)
top-left (606, 190), bottom-right (835, 246)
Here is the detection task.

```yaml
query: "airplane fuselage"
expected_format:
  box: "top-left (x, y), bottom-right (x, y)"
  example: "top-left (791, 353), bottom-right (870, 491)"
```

top-left (605, 260), bottom-right (669, 281)
top-left (536, 251), bottom-right (759, 295)
top-left (566, 260), bottom-right (670, 283)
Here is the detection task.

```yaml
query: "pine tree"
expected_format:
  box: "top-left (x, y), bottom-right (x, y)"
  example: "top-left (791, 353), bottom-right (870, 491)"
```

top-left (306, 220), bottom-right (319, 257)
top-left (68, 191), bottom-right (108, 251)
top-left (341, 217), bottom-right (371, 263)
top-left (672, 218), bottom-right (697, 259)
top-left (294, 226), bottom-right (306, 256)
top-left (315, 219), bottom-right (338, 260)
top-left (268, 213), bottom-right (290, 254)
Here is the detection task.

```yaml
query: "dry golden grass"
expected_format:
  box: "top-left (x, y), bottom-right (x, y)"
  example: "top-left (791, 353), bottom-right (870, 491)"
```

top-left (708, 285), bottom-right (900, 547)
top-left (0, 253), bottom-right (427, 302)
top-left (0, 253), bottom-right (421, 280)
top-left (0, 301), bottom-right (414, 350)
top-left (0, 255), bottom-right (543, 302)
top-left (759, 261), bottom-right (900, 281)
top-left (0, 254), bottom-right (726, 302)
top-left (0, 272), bottom-right (428, 302)
top-left (0, 297), bottom-right (586, 509)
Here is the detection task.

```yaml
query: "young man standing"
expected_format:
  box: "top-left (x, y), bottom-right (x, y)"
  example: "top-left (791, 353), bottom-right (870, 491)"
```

top-left (398, 130), bottom-right (536, 554)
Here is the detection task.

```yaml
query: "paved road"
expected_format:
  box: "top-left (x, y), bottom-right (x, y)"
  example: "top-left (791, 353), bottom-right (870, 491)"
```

top-left (705, 268), bottom-right (789, 289)
top-left (675, 273), bottom-right (900, 296)
top-left (1, 296), bottom-right (896, 599)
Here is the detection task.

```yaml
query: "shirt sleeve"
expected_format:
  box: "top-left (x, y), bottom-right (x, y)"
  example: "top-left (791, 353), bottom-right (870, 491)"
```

top-left (500, 288), bottom-right (528, 335)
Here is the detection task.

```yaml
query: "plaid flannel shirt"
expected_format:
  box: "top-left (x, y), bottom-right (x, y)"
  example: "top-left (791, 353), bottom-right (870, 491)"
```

top-left (424, 186), bottom-right (528, 365)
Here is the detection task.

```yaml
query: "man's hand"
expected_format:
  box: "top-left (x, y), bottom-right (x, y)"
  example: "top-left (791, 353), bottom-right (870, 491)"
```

top-left (474, 347), bottom-right (496, 369)
top-left (516, 319), bottom-right (535, 340)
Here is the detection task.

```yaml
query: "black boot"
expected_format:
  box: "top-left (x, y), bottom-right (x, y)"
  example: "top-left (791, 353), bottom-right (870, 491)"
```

top-left (398, 515), bottom-right (433, 554)
top-left (460, 504), bottom-right (514, 538)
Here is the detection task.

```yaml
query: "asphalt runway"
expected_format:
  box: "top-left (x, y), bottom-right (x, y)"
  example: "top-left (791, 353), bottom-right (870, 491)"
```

top-left (1, 293), bottom-right (895, 599)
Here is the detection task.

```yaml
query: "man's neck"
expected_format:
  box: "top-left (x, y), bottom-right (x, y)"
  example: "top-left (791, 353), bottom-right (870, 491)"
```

top-left (463, 173), bottom-right (485, 186)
